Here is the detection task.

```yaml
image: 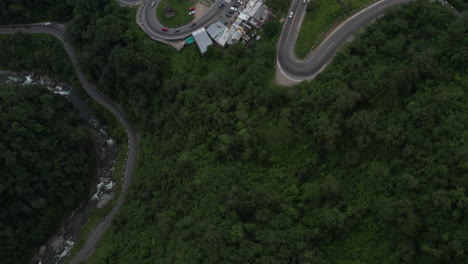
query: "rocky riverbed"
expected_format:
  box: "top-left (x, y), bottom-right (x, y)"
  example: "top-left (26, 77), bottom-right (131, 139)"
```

top-left (0, 70), bottom-right (120, 264)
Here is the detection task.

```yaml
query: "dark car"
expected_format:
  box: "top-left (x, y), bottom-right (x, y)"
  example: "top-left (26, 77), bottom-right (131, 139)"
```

top-left (226, 13), bottom-right (232, 17)
top-left (175, 29), bottom-right (180, 33)
top-left (233, 3), bottom-right (240, 7)
top-left (191, 23), bottom-right (197, 27)
top-left (218, 3), bottom-right (225, 8)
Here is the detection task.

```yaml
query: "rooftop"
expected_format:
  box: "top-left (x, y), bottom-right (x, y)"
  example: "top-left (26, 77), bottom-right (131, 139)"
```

top-left (192, 27), bottom-right (213, 54)
top-left (206, 21), bottom-right (227, 44)
top-left (244, 0), bottom-right (263, 18)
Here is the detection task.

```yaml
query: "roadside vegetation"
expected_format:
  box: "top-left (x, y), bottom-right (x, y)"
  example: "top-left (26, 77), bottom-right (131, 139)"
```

top-left (447, 0), bottom-right (467, 11)
top-left (0, 33), bottom-right (128, 264)
top-left (0, 83), bottom-right (94, 264)
top-left (156, 0), bottom-right (192, 27)
top-left (295, 0), bottom-right (375, 58)
top-left (1, 0), bottom-right (467, 263)
top-left (64, 141), bottom-right (127, 264)
top-left (265, 0), bottom-right (291, 15)
top-left (0, 34), bottom-right (74, 81)
top-left (63, 0), bottom-right (468, 263)
top-left (0, 0), bottom-right (74, 24)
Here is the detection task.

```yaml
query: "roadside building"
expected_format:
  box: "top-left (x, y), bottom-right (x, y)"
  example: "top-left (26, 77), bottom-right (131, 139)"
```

top-left (207, 21), bottom-right (228, 47)
top-left (244, 0), bottom-right (263, 18)
top-left (192, 27), bottom-right (213, 55)
top-left (252, 3), bottom-right (271, 23)
top-left (232, 17), bottom-right (243, 30)
top-left (248, 17), bottom-right (263, 29)
top-left (229, 29), bottom-right (243, 42)
top-left (218, 28), bottom-right (231, 47)
top-left (239, 0), bottom-right (272, 30)
top-left (238, 13), bottom-right (249, 21)
top-left (241, 34), bottom-right (251, 42)
top-left (199, 0), bottom-right (271, 49)
top-left (185, 36), bottom-right (195, 45)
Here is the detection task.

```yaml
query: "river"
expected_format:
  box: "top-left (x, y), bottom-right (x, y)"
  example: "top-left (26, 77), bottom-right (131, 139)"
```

top-left (0, 70), bottom-right (120, 264)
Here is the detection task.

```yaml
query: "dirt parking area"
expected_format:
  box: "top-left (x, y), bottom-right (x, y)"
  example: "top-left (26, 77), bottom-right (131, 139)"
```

top-left (194, 2), bottom-right (209, 20)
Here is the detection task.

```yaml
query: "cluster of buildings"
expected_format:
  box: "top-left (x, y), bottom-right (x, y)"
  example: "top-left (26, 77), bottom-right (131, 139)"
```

top-left (186, 0), bottom-right (272, 55)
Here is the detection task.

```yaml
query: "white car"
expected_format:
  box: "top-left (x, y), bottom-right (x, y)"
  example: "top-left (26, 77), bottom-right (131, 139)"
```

top-left (44, 22), bottom-right (51, 25)
top-left (189, 11), bottom-right (196, 15)
top-left (303, 0), bottom-right (307, 4)
top-left (230, 7), bottom-right (238, 11)
top-left (237, 1), bottom-right (244, 4)
top-left (151, 1), bottom-right (156, 7)
top-left (289, 11), bottom-right (294, 18)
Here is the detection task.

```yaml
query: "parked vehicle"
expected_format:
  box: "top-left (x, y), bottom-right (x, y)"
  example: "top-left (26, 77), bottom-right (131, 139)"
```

top-left (151, 1), bottom-right (156, 7)
top-left (303, 0), bottom-right (307, 4)
top-left (228, 10), bottom-right (235, 14)
top-left (230, 7), bottom-right (238, 11)
top-left (162, 27), bottom-right (168, 31)
top-left (218, 3), bottom-right (225, 8)
top-left (191, 23), bottom-right (197, 27)
top-left (237, 1), bottom-right (244, 4)
top-left (175, 29), bottom-right (180, 33)
top-left (289, 11), bottom-right (294, 18)
top-left (233, 3), bottom-right (240, 7)
top-left (44, 22), bottom-right (51, 26)
top-left (189, 6), bottom-right (196, 11)
top-left (189, 11), bottom-right (196, 15)
top-left (226, 13), bottom-right (232, 17)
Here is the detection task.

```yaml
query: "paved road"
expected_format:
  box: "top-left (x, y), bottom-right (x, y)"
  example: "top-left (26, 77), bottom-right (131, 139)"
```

top-left (0, 0), bottom-right (436, 263)
top-left (0, 23), bottom-right (139, 264)
top-left (139, 0), bottom-right (416, 81)
top-left (116, 0), bottom-right (143, 6)
top-left (139, 0), bottom-right (240, 40)
top-left (277, 0), bottom-right (415, 81)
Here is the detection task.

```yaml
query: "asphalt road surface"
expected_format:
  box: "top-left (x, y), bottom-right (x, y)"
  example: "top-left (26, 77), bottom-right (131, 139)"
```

top-left (139, 0), bottom-right (241, 40)
top-left (277, 0), bottom-right (415, 81)
top-left (0, 23), bottom-right (139, 264)
top-left (0, 0), bottom-right (425, 263)
top-left (116, 0), bottom-right (143, 6)
top-left (140, 0), bottom-right (415, 81)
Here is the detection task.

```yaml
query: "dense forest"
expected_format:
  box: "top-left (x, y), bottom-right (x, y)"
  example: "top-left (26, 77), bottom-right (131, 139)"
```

top-left (0, 0), bottom-right (466, 263)
top-left (447, 0), bottom-right (468, 11)
top-left (0, 0), bottom-right (74, 24)
top-left (67, 1), bottom-right (467, 263)
top-left (0, 84), bottom-right (94, 263)
top-left (64, 0), bottom-right (285, 127)
top-left (0, 34), bottom-right (75, 81)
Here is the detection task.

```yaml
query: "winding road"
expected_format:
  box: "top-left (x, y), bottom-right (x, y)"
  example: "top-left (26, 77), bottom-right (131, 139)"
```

top-left (277, 0), bottom-right (414, 82)
top-left (138, 0), bottom-right (238, 40)
top-left (0, 0), bottom-right (439, 263)
top-left (0, 23), bottom-right (139, 264)
top-left (115, 0), bottom-right (144, 6)
top-left (136, 0), bottom-right (417, 83)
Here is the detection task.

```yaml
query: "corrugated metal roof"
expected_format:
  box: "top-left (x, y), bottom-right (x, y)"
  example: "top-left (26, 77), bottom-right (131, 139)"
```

top-left (207, 21), bottom-right (226, 40)
top-left (192, 27), bottom-right (213, 54)
top-left (207, 21), bottom-right (229, 47)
